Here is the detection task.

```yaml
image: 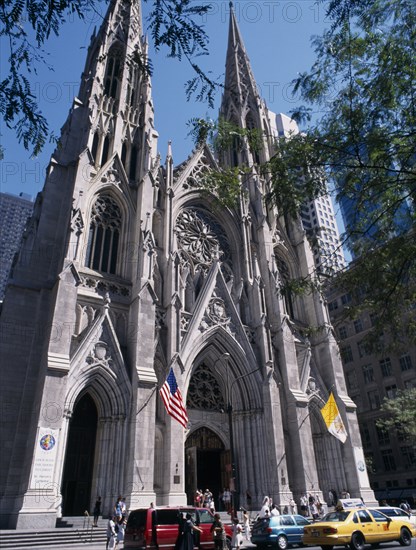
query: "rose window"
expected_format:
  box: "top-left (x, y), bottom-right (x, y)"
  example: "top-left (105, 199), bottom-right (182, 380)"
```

top-left (175, 208), bottom-right (230, 268)
top-left (187, 364), bottom-right (225, 411)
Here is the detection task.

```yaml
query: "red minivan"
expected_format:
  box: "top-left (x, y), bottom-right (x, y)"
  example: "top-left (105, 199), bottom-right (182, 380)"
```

top-left (124, 507), bottom-right (232, 550)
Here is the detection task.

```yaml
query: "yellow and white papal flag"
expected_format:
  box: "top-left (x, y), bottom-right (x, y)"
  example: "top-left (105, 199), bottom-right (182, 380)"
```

top-left (321, 392), bottom-right (348, 443)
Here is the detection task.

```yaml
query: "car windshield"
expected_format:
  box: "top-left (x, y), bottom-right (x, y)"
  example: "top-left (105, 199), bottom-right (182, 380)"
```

top-left (322, 511), bottom-right (350, 522)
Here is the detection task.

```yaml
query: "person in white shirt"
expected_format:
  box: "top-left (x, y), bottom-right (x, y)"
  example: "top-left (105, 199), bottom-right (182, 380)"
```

top-left (242, 510), bottom-right (251, 541)
top-left (106, 516), bottom-right (117, 550)
top-left (231, 518), bottom-right (243, 550)
top-left (259, 496), bottom-right (270, 518)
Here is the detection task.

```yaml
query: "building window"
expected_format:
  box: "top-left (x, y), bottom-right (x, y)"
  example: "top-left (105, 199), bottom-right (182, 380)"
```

top-left (360, 424), bottom-right (371, 446)
top-left (328, 300), bottom-right (338, 312)
top-left (397, 427), bottom-right (410, 442)
top-left (381, 449), bottom-right (396, 471)
top-left (380, 357), bottom-right (392, 377)
top-left (129, 145), bottom-right (138, 181)
top-left (358, 341), bottom-right (370, 358)
top-left (401, 446), bottom-right (415, 468)
top-left (91, 133), bottom-right (99, 162)
top-left (354, 319), bottom-right (363, 333)
top-left (346, 370), bottom-right (358, 390)
top-left (86, 195), bottom-right (122, 275)
top-left (341, 293), bottom-right (352, 305)
top-left (101, 135), bottom-right (110, 165)
top-left (376, 425), bottom-right (390, 445)
top-left (364, 451), bottom-right (376, 473)
top-left (367, 389), bottom-right (380, 410)
top-left (341, 345), bottom-right (353, 363)
top-left (276, 256), bottom-right (294, 318)
top-left (362, 364), bottom-right (374, 384)
top-left (385, 384), bottom-right (397, 399)
top-left (399, 354), bottom-right (413, 371)
top-left (339, 325), bottom-right (348, 340)
top-left (187, 364), bottom-right (225, 411)
top-left (104, 47), bottom-right (123, 99)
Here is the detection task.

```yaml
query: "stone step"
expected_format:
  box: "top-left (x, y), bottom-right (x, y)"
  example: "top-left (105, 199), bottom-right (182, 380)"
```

top-left (0, 527), bottom-right (106, 549)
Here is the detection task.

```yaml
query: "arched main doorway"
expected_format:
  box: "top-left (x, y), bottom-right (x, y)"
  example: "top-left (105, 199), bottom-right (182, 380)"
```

top-left (61, 393), bottom-right (98, 515)
top-left (185, 427), bottom-right (229, 508)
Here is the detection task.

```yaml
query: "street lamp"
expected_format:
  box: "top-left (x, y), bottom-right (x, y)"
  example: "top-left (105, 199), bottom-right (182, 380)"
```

top-left (214, 353), bottom-right (261, 515)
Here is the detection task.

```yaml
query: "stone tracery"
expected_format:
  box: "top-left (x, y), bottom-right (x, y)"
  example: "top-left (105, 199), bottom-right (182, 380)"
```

top-left (175, 207), bottom-right (231, 270)
top-left (187, 364), bottom-right (225, 411)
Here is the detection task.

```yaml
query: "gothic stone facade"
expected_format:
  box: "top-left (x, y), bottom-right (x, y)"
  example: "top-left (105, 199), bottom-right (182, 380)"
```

top-left (0, 0), bottom-right (375, 529)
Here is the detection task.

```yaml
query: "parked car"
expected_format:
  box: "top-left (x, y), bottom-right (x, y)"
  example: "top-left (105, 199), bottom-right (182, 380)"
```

top-left (251, 514), bottom-right (311, 550)
top-left (302, 507), bottom-right (416, 550)
top-left (370, 506), bottom-right (416, 527)
top-left (124, 506), bottom-right (232, 550)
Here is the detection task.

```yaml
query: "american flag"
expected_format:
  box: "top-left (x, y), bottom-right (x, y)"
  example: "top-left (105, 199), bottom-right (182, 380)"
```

top-left (159, 368), bottom-right (188, 428)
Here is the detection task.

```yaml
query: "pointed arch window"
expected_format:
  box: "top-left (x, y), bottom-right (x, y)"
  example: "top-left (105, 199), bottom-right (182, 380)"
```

top-left (121, 143), bottom-right (127, 169)
top-left (129, 145), bottom-right (138, 181)
top-left (127, 63), bottom-right (140, 107)
top-left (101, 135), bottom-right (110, 166)
top-left (246, 112), bottom-right (261, 164)
top-left (91, 133), bottom-right (99, 163)
top-left (276, 256), bottom-right (294, 318)
top-left (86, 195), bottom-right (122, 274)
top-left (104, 46), bottom-right (123, 99)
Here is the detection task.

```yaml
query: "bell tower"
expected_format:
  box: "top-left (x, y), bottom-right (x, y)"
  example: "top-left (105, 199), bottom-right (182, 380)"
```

top-left (0, 0), bottom-right (159, 529)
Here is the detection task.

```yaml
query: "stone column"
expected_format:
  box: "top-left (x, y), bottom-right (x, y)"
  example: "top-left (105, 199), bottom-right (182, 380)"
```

top-left (128, 383), bottom-right (157, 509)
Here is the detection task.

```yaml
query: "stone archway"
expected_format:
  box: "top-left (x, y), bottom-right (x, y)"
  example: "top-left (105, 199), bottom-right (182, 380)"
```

top-left (61, 393), bottom-right (98, 515)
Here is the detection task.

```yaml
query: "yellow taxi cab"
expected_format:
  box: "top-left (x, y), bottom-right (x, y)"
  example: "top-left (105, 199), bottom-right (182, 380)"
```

top-left (302, 501), bottom-right (416, 550)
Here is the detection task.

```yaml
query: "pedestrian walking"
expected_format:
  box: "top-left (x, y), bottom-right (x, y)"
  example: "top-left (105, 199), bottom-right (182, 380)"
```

top-left (106, 516), bottom-right (117, 550)
top-left (242, 510), bottom-right (251, 541)
top-left (211, 513), bottom-right (226, 550)
top-left (93, 496), bottom-right (102, 527)
top-left (115, 515), bottom-right (126, 549)
top-left (180, 512), bottom-right (202, 550)
top-left (231, 518), bottom-right (243, 550)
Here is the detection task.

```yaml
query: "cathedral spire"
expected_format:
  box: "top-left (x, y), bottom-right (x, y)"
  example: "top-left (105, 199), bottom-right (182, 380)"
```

top-left (222, 2), bottom-right (261, 115)
top-left (220, 4), bottom-right (272, 167)
top-left (58, 0), bottom-right (157, 183)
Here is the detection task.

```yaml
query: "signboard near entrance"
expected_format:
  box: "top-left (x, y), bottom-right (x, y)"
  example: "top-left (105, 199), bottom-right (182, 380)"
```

top-left (30, 428), bottom-right (59, 489)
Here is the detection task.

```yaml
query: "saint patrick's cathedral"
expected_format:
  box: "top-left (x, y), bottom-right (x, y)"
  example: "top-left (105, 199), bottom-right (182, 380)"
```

top-left (0, 0), bottom-right (375, 529)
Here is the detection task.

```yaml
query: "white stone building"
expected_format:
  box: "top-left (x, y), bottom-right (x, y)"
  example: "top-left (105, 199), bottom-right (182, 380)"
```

top-left (0, 0), bottom-right (374, 529)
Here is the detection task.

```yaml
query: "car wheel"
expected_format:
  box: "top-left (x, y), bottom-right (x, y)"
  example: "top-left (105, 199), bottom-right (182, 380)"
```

top-left (399, 527), bottom-right (412, 546)
top-left (225, 538), bottom-right (232, 550)
top-left (277, 535), bottom-right (288, 550)
top-left (350, 532), bottom-right (365, 550)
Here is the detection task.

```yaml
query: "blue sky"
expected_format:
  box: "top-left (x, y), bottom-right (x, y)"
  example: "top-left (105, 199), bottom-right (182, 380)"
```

top-left (1, 0), bottom-right (331, 200)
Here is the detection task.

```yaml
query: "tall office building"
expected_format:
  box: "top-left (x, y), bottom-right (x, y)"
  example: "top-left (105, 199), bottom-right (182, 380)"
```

top-left (0, 0), bottom-right (374, 529)
top-left (335, 145), bottom-right (413, 259)
top-left (0, 192), bottom-right (34, 300)
top-left (326, 284), bottom-right (416, 505)
top-left (272, 113), bottom-right (346, 275)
